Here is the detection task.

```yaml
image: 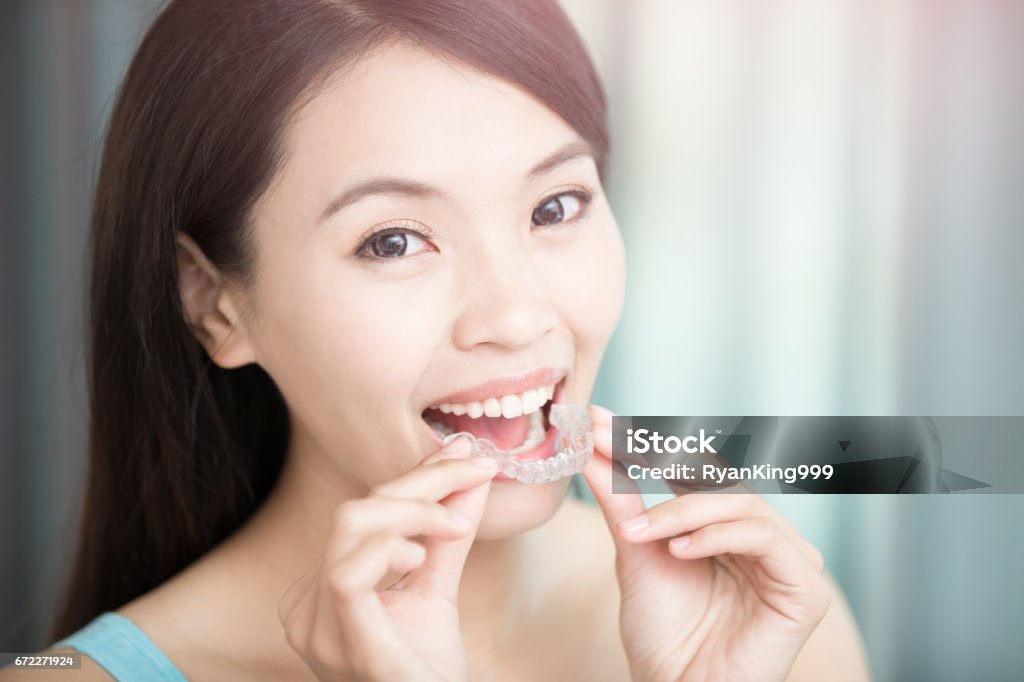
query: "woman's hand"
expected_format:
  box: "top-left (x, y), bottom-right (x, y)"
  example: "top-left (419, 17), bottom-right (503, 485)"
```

top-left (277, 436), bottom-right (498, 682)
top-left (582, 406), bottom-right (832, 682)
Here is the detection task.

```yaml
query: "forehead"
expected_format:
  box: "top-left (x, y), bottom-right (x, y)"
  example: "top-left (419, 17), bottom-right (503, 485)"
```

top-left (277, 40), bottom-right (582, 200)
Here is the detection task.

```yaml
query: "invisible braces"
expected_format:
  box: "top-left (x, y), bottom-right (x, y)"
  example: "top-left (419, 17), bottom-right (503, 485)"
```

top-left (442, 403), bottom-right (593, 484)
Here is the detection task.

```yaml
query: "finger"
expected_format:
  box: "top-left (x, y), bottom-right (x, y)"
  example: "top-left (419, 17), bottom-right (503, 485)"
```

top-left (375, 434), bottom-right (496, 600)
top-left (320, 535), bottom-right (424, 668)
top-left (420, 432), bottom-right (476, 465)
top-left (615, 491), bottom-right (762, 542)
top-left (400, 476), bottom-right (493, 601)
top-left (714, 484), bottom-right (826, 572)
top-left (327, 497), bottom-right (474, 561)
top-left (278, 557), bottom-right (322, 626)
top-left (581, 417), bottom-right (653, 562)
top-left (582, 440), bottom-right (648, 531)
top-left (666, 516), bottom-right (814, 587)
top-left (374, 450), bottom-right (500, 501)
top-left (589, 403), bottom-right (615, 429)
top-left (583, 404), bottom-right (647, 525)
top-left (615, 490), bottom-right (825, 571)
top-left (755, 493), bottom-right (827, 573)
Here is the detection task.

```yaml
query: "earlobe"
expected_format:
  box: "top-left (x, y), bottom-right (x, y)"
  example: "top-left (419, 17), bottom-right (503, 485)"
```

top-left (199, 300), bottom-right (258, 369)
top-left (176, 233), bottom-right (257, 369)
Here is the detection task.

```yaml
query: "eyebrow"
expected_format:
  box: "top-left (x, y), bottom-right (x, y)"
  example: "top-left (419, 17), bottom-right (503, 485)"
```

top-left (318, 138), bottom-right (594, 223)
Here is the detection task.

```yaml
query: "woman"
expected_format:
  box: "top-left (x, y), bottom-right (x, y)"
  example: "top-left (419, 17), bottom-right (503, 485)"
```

top-left (14, 0), bottom-right (871, 679)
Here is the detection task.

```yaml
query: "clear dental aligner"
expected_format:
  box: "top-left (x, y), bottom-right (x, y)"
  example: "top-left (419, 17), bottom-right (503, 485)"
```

top-left (441, 403), bottom-right (593, 484)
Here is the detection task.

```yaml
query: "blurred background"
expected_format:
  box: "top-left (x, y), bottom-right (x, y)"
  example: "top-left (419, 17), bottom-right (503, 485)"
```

top-left (1, 1), bottom-right (1022, 680)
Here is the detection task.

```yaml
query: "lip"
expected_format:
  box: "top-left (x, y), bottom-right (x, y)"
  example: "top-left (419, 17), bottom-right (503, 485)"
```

top-left (423, 366), bottom-right (568, 409)
top-left (420, 378), bottom-right (569, 483)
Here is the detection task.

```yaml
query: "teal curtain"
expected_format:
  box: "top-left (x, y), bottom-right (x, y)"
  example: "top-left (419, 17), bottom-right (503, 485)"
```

top-left (561, 1), bottom-right (1024, 680)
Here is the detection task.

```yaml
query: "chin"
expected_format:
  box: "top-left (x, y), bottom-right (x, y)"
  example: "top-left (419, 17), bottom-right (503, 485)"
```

top-left (474, 474), bottom-right (575, 539)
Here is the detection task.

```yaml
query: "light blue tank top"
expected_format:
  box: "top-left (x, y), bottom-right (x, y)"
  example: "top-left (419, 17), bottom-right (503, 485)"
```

top-left (51, 611), bottom-right (188, 681)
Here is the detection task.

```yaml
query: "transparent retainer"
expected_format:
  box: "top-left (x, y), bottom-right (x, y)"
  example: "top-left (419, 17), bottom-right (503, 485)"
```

top-left (441, 403), bottom-right (593, 484)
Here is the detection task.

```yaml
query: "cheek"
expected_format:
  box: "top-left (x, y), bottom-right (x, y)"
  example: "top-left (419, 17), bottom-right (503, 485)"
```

top-left (546, 216), bottom-right (626, 351)
top-left (248, 250), bottom-right (449, 443)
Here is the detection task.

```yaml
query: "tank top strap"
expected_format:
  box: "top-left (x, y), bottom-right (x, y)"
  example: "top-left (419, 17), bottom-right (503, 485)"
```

top-left (52, 611), bottom-right (188, 681)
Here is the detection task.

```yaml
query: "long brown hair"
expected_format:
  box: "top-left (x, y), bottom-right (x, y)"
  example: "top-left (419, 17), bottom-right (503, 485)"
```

top-left (50, 0), bottom-right (610, 641)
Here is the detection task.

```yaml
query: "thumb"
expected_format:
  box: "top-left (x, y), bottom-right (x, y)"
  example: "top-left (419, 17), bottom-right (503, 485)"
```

top-left (400, 468), bottom-right (494, 601)
top-left (582, 405), bottom-right (653, 557)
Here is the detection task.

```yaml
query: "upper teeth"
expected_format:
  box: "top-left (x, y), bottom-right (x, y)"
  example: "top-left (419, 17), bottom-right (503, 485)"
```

top-left (435, 384), bottom-right (555, 420)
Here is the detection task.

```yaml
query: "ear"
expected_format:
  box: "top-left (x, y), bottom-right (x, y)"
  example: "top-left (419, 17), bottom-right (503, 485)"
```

top-left (176, 232), bottom-right (257, 369)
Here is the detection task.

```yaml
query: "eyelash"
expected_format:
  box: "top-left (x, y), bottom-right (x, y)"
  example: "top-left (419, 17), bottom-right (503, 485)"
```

top-left (353, 182), bottom-right (596, 261)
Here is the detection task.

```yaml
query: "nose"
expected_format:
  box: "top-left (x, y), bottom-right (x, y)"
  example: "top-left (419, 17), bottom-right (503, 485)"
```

top-left (451, 240), bottom-right (558, 351)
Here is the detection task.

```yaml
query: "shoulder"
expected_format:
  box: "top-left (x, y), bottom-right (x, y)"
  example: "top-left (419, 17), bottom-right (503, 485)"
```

top-left (0, 647), bottom-right (114, 681)
top-left (114, 576), bottom-right (252, 680)
top-left (787, 570), bottom-right (875, 681)
top-left (14, 560), bottom-right (240, 682)
top-left (111, 546), bottom-right (292, 680)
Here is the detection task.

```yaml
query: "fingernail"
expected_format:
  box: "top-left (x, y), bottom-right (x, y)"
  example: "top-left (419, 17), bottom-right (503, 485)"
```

top-left (442, 433), bottom-right (471, 453)
top-left (617, 513), bottom-right (649, 533)
top-left (450, 510), bottom-right (472, 529)
top-left (670, 535), bottom-right (691, 550)
top-left (472, 456), bottom-right (498, 468)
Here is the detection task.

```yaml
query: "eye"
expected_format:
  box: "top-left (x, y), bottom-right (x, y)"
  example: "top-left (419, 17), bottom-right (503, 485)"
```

top-left (355, 226), bottom-right (435, 260)
top-left (531, 186), bottom-right (593, 227)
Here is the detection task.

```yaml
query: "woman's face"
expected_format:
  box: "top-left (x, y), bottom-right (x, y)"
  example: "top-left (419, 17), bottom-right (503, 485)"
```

top-left (243, 40), bottom-right (625, 537)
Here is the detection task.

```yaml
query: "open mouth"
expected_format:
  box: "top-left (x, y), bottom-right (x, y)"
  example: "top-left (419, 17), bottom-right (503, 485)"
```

top-left (422, 377), bottom-right (566, 461)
